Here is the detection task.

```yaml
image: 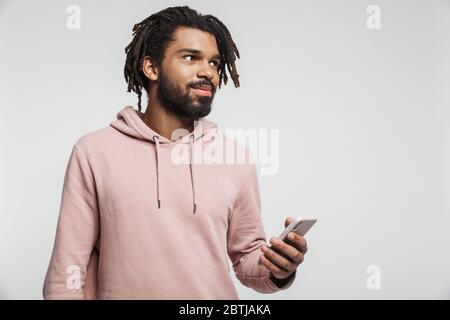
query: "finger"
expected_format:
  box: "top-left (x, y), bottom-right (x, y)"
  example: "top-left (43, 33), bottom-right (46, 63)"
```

top-left (288, 233), bottom-right (308, 253)
top-left (269, 237), bottom-right (305, 263)
top-left (284, 216), bottom-right (294, 228)
top-left (261, 244), bottom-right (298, 272)
top-left (259, 253), bottom-right (291, 279)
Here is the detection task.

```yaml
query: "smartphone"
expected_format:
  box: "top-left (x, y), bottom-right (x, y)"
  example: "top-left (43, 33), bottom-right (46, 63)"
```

top-left (277, 216), bottom-right (317, 242)
top-left (258, 216), bottom-right (317, 263)
top-left (261, 216), bottom-right (317, 263)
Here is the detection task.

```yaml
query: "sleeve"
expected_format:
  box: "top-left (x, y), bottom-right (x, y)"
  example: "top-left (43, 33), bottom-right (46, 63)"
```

top-left (42, 144), bottom-right (100, 300)
top-left (226, 161), bottom-right (297, 294)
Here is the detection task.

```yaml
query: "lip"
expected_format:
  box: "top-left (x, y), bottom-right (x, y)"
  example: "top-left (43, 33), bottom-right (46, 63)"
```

top-left (191, 87), bottom-right (213, 97)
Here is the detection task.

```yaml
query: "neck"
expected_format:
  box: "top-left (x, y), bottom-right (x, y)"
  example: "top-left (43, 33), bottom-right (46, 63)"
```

top-left (140, 94), bottom-right (195, 141)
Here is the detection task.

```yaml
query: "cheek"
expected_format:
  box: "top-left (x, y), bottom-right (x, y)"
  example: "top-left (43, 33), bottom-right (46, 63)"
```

top-left (212, 70), bottom-right (220, 83)
top-left (165, 60), bottom-right (193, 86)
top-left (213, 76), bottom-right (220, 87)
top-left (178, 65), bottom-right (195, 81)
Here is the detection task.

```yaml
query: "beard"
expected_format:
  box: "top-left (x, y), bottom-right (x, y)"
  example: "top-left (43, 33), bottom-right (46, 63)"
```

top-left (156, 68), bottom-right (215, 119)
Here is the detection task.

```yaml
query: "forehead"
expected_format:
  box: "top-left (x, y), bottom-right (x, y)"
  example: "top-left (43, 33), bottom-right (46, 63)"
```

top-left (165, 26), bottom-right (219, 56)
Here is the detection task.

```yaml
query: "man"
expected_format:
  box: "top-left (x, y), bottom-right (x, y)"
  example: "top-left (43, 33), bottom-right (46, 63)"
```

top-left (43, 6), bottom-right (308, 299)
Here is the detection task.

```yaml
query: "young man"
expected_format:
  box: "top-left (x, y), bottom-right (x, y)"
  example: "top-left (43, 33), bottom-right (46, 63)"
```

top-left (43, 6), bottom-right (308, 299)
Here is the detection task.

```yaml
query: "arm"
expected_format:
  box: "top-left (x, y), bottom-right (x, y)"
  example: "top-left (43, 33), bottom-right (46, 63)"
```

top-left (42, 144), bottom-right (100, 299)
top-left (226, 161), bottom-right (296, 293)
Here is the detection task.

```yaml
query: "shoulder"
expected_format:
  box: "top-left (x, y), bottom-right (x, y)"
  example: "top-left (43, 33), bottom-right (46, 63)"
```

top-left (73, 126), bottom-right (118, 155)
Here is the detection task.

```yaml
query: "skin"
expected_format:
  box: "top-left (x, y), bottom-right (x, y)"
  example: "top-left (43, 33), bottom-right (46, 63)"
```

top-left (260, 217), bottom-right (309, 286)
top-left (139, 27), bottom-right (308, 286)
top-left (140, 26), bottom-right (221, 141)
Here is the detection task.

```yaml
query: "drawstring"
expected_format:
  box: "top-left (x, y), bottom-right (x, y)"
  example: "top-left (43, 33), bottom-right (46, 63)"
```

top-left (152, 134), bottom-right (198, 214)
top-left (189, 134), bottom-right (197, 214)
top-left (153, 136), bottom-right (161, 210)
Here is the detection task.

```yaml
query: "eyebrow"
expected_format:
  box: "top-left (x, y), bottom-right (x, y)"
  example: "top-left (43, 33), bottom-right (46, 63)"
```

top-left (175, 48), bottom-right (221, 61)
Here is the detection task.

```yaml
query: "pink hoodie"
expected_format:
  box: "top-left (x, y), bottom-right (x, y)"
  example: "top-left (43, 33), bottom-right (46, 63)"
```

top-left (43, 106), bottom-right (296, 299)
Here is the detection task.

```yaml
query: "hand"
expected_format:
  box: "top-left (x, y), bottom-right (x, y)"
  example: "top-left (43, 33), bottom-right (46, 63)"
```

top-left (259, 216), bottom-right (308, 281)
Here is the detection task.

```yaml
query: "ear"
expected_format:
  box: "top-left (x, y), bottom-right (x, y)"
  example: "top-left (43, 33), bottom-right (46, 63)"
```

top-left (142, 56), bottom-right (159, 82)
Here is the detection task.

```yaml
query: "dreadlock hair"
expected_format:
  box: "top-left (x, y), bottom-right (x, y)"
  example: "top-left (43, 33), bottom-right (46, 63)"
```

top-left (124, 6), bottom-right (241, 112)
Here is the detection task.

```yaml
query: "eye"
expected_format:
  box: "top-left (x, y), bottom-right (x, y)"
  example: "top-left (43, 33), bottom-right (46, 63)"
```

top-left (183, 55), bottom-right (196, 61)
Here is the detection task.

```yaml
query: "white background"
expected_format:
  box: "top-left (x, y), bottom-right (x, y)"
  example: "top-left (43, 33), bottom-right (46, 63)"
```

top-left (0, 0), bottom-right (449, 299)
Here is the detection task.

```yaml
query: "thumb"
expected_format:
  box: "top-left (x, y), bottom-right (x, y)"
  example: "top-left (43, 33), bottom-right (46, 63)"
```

top-left (285, 216), bottom-right (294, 228)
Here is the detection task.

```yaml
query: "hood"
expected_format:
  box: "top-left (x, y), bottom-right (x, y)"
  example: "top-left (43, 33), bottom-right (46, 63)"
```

top-left (109, 106), bottom-right (219, 214)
